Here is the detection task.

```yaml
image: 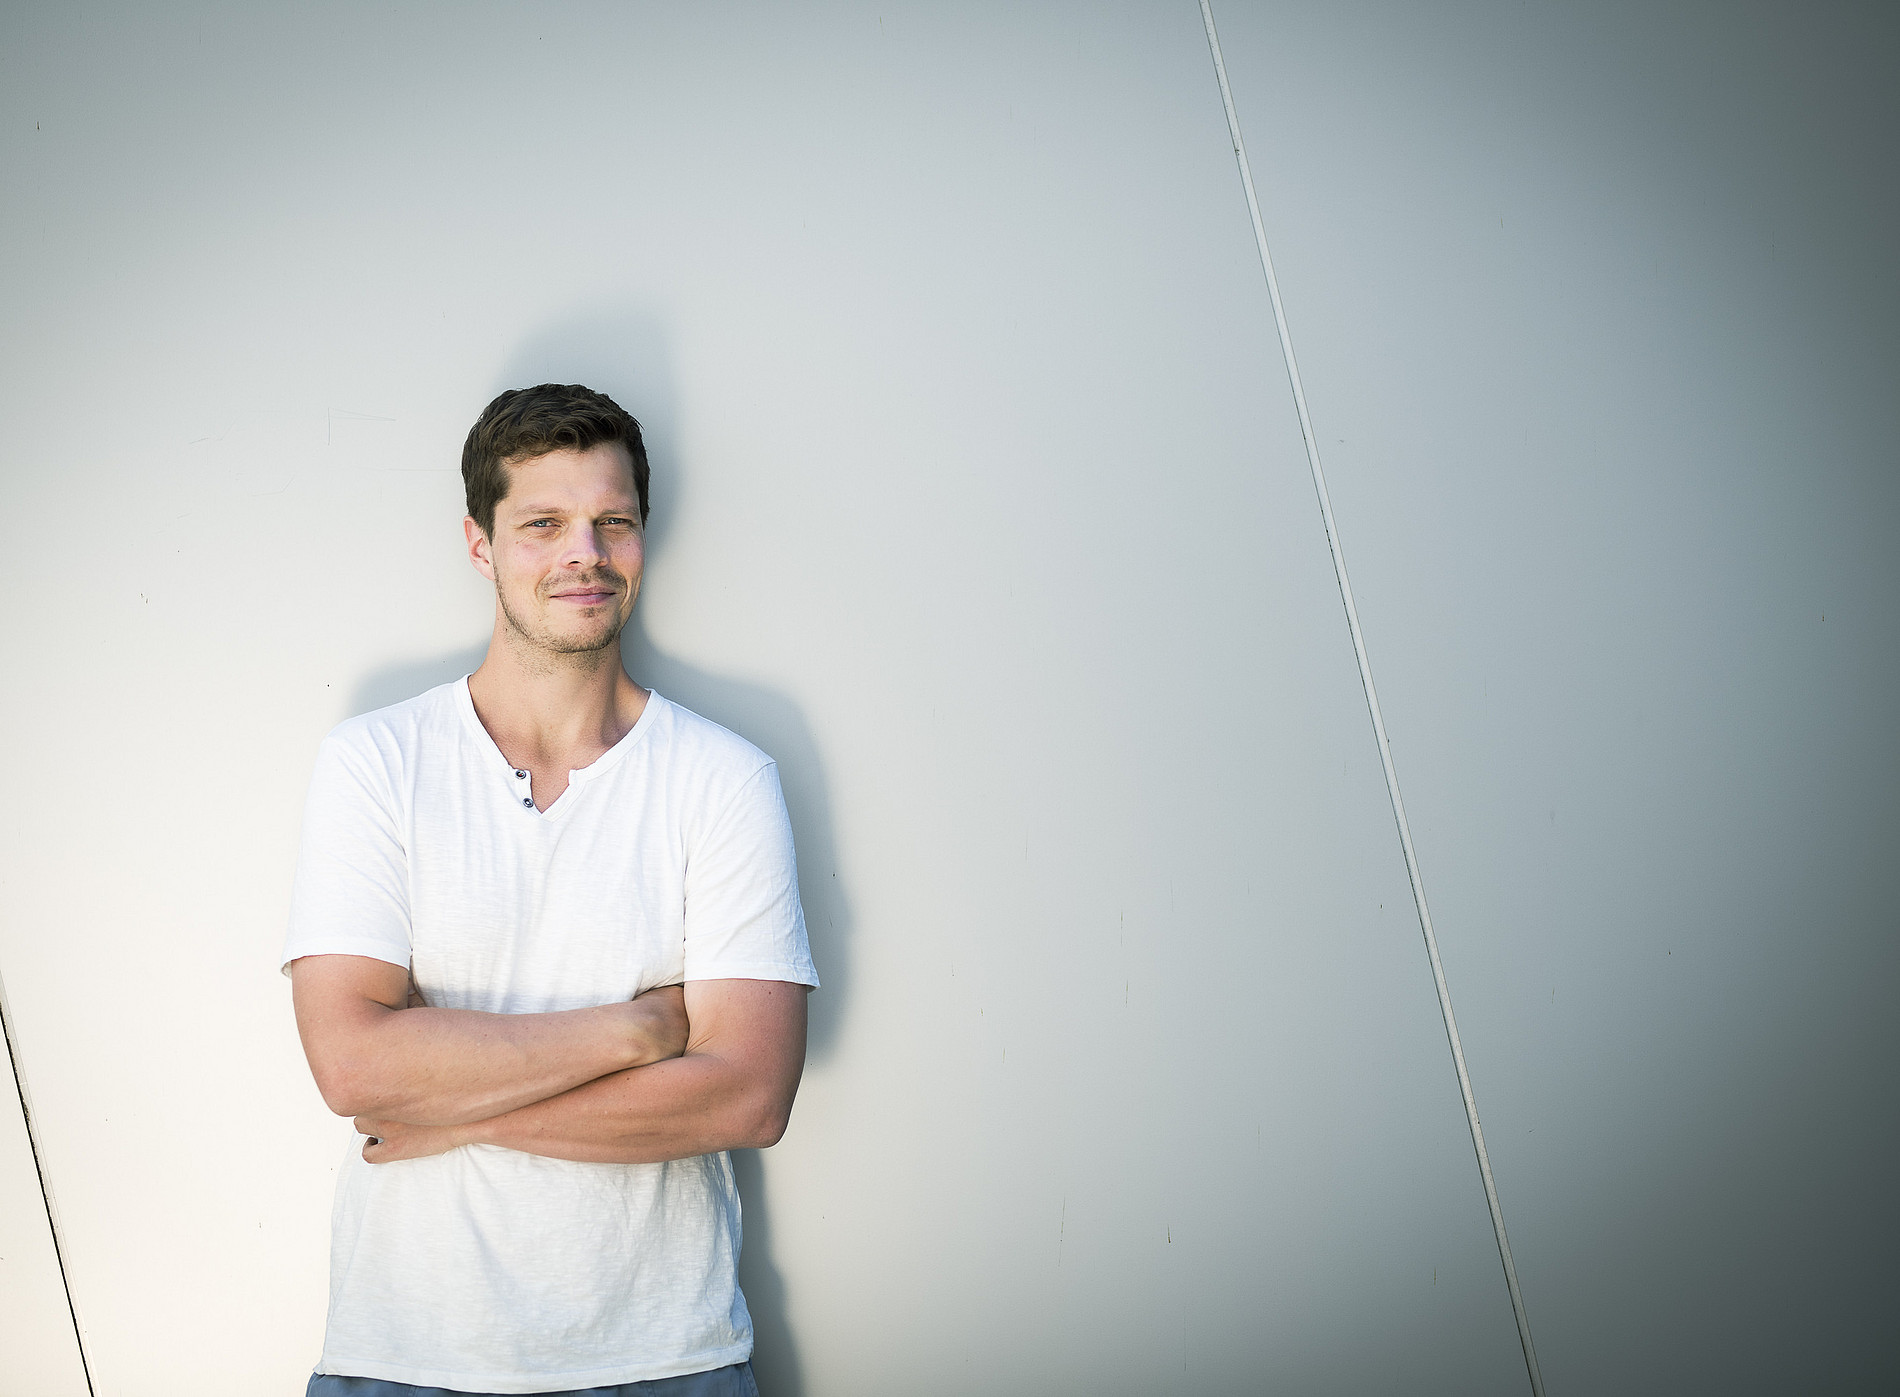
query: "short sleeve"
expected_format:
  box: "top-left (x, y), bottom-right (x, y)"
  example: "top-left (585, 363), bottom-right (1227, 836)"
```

top-left (281, 732), bottom-right (412, 974)
top-left (682, 763), bottom-right (818, 987)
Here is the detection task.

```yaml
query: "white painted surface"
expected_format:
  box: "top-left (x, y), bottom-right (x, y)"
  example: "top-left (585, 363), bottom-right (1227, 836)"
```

top-left (0, 3), bottom-right (1892, 1395)
top-left (1208, 3), bottom-right (1900, 1391)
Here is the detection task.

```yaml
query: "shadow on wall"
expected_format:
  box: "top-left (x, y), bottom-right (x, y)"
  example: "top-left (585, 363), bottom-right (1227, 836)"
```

top-left (621, 610), bottom-right (845, 1397)
top-left (346, 309), bottom-right (850, 1397)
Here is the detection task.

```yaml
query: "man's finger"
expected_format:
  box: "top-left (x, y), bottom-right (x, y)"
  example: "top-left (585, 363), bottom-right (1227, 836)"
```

top-left (355, 1115), bottom-right (388, 1162)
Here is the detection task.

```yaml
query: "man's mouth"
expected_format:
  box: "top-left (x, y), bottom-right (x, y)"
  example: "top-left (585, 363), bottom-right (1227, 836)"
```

top-left (550, 588), bottom-right (617, 607)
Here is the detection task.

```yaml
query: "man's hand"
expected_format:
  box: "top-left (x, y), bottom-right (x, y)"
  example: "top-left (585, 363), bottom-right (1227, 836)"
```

top-left (355, 1115), bottom-right (468, 1165)
top-left (626, 984), bottom-right (689, 1066)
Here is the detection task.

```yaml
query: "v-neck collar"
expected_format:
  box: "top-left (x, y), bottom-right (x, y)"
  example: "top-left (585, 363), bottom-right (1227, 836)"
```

top-left (453, 677), bottom-right (663, 820)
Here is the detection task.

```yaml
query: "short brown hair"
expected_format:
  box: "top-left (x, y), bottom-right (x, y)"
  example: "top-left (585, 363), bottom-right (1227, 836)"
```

top-left (462, 383), bottom-right (650, 537)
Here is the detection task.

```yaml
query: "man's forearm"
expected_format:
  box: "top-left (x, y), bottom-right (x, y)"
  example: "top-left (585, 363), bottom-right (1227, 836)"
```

top-left (291, 956), bottom-right (687, 1127)
top-left (462, 1050), bottom-right (785, 1163)
top-left (325, 1002), bottom-right (664, 1126)
top-left (355, 979), bottom-right (808, 1165)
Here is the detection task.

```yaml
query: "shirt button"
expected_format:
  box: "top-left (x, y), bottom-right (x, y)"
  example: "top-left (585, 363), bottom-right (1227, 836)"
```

top-left (522, 797), bottom-right (533, 807)
top-left (515, 770), bottom-right (527, 779)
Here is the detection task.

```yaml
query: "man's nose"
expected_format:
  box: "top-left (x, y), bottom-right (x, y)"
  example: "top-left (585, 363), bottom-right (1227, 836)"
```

top-left (563, 523), bottom-right (607, 568)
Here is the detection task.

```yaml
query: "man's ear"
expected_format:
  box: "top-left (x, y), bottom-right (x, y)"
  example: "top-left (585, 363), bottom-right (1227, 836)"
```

top-left (464, 516), bottom-right (496, 582)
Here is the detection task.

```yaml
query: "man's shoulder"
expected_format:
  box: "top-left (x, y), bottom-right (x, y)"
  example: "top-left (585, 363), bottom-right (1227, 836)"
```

top-left (318, 679), bottom-right (464, 764)
top-left (646, 693), bottom-right (777, 783)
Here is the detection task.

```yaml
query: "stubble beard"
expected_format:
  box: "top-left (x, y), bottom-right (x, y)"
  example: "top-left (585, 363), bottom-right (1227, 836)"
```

top-left (496, 576), bottom-right (628, 661)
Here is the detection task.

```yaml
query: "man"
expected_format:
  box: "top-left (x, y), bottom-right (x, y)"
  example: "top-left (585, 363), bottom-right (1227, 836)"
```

top-left (284, 383), bottom-right (817, 1397)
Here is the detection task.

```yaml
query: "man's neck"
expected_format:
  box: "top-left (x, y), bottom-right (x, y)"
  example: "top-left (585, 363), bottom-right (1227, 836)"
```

top-left (466, 623), bottom-right (649, 777)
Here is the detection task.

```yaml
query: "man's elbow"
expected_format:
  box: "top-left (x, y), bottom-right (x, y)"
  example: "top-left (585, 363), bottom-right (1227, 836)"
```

top-left (748, 1114), bottom-right (790, 1150)
top-left (295, 988), bottom-right (408, 1118)
top-left (310, 1063), bottom-right (364, 1118)
top-left (736, 1092), bottom-right (795, 1150)
top-left (308, 1053), bottom-right (390, 1119)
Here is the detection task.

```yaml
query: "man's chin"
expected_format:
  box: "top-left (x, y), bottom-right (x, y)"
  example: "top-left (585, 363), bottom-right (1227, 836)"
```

top-left (498, 599), bottom-right (626, 658)
top-left (539, 630), bottom-right (620, 656)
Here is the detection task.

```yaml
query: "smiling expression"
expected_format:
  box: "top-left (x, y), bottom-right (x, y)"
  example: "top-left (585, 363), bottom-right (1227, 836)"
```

top-left (465, 441), bottom-right (645, 659)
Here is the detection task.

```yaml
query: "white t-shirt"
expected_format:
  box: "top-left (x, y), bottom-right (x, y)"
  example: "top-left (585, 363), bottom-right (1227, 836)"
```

top-left (282, 678), bottom-right (818, 1394)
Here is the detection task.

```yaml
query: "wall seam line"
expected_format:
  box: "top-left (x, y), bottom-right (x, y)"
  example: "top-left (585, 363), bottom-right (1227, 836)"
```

top-left (1195, 4), bottom-right (1547, 1391)
top-left (0, 967), bottom-right (97, 1397)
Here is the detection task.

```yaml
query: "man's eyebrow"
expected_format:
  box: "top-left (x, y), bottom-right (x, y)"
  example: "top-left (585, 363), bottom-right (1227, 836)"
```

top-left (504, 502), bottom-right (639, 517)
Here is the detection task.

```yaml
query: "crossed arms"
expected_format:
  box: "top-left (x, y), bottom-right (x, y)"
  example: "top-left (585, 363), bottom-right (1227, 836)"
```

top-left (289, 954), bottom-right (808, 1166)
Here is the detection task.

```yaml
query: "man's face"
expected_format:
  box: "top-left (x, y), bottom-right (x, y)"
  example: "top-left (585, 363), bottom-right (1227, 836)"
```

top-left (464, 442), bottom-right (645, 658)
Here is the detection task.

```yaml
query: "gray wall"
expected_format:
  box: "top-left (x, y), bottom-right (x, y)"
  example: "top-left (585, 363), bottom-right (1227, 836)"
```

top-left (0, 3), bottom-right (1893, 1394)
